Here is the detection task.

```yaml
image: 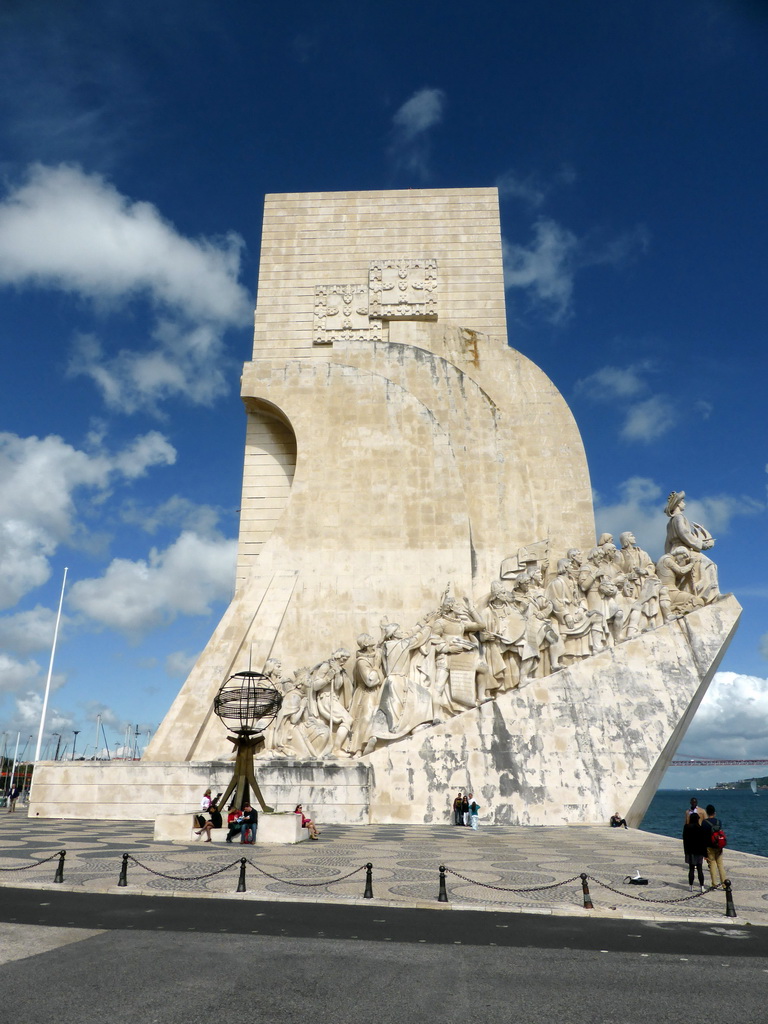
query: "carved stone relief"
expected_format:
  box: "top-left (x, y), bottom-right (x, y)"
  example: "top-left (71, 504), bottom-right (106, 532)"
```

top-left (369, 258), bottom-right (438, 320)
top-left (313, 284), bottom-right (381, 345)
top-left (252, 490), bottom-right (723, 762)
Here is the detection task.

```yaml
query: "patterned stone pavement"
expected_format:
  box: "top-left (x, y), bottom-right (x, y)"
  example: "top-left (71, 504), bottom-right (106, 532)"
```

top-left (2, 813), bottom-right (768, 926)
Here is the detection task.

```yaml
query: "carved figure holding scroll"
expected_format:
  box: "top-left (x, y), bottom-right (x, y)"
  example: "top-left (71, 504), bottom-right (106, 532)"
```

top-left (664, 491), bottom-right (719, 602)
top-left (432, 595), bottom-right (494, 705)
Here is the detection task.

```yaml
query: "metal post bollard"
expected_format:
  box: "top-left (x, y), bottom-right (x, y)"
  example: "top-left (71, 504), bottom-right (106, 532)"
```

top-left (580, 872), bottom-right (593, 910)
top-left (438, 864), bottom-right (449, 903)
top-left (53, 850), bottom-right (65, 884)
top-left (118, 853), bottom-right (129, 887)
top-left (236, 857), bottom-right (247, 893)
top-left (363, 862), bottom-right (373, 899)
top-left (724, 878), bottom-right (737, 918)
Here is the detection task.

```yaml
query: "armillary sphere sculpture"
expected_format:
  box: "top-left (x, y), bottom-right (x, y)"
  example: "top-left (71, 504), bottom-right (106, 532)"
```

top-left (213, 671), bottom-right (283, 813)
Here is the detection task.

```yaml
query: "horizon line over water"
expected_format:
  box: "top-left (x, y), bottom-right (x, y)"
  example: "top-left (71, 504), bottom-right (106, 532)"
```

top-left (640, 788), bottom-right (768, 858)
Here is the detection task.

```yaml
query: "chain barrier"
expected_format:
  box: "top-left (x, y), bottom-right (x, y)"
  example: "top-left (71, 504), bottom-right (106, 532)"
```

top-left (244, 860), bottom-right (365, 888)
top-left (124, 854), bottom-right (365, 889)
top-left (444, 865), bottom-right (731, 910)
top-left (586, 875), bottom-right (718, 905)
top-left (445, 866), bottom-right (583, 893)
top-left (0, 851), bottom-right (63, 872)
top-left (126, 853), bottom-right (236, 882)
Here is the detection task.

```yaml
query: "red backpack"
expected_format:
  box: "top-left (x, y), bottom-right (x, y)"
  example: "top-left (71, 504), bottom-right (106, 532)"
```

top-left (710, 828), bottom-right (727, 850)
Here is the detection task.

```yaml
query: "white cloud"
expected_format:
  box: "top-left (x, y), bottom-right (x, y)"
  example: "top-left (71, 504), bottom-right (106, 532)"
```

top-left (0, 164), bottom-right (251, 412)
top-left (496, 171), bottom-right (546, 208)
top-left (594, 477), bottom-right (761, 560)
top-left (503, 217), bottom-right (648, 324)
top-left (0, 163), bottom-right (249, 322)
top-left (0, 653), bottom-right (43, 694)
top-left (12, 689), bottom-right (73, 734)
top-left (68, 530), bottom-right (237, 635)
top-left (165, 650), bottom-right (200, 679)
top-left (0, 430), bottom-right (176, 608)
top-left (594, 477), bottom-right (668, 556)
top-left (682, 672), bottom-right (768, 760)
top-left (620, 395), bottom-right (678, 442)
top-left (392, 87), bottom-right (445, 140)
top-left (121, 496), bottom-right (225, 536)
top-left (503, 219), bottom-right (579, 322)
top-left (574, 362), bottom-right (681, 443)
top-left (0, 606), bottom-right (60, 656)
top-left (574, 363), bottom-right (651, 402)
top-left (390, 88), bottom-right (445, 177)
top-left (69, 323), bottom-right (230, 414)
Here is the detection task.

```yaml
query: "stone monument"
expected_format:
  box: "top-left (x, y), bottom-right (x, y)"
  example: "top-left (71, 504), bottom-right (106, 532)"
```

top-left (29, 188), bottom-right (740, 827)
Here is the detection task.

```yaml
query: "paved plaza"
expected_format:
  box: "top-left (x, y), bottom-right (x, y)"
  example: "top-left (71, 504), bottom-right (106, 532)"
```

top-left (2, 812), bottom-right (768, 926)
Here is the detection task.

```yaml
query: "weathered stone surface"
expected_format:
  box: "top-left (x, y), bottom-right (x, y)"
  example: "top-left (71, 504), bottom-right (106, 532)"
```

top-left (362, 595), bottom-right (741, 826)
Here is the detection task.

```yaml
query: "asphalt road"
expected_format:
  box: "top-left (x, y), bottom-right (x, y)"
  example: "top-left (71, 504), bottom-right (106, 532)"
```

top-left (2, 890), bottom-right (767, 1023)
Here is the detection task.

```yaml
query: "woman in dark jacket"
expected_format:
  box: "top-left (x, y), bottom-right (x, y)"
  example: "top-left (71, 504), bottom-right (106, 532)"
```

top-left (682, 813), bottom-right (708, 890)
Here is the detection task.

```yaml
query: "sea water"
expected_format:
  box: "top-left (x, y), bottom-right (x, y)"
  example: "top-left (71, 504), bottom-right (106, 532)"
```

top-left (641, 788), bottom-right (768, 858)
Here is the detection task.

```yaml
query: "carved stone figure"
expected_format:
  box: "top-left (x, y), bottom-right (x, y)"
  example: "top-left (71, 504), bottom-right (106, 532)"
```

top-left (510, 573), bottom-right (564, 680)
top-left (656, 547), bottom-right (706, 615)
top-left (432, 596), bottom-right (494, 704)
top-left (578, 548), bottom-right (623, 646)
top-left (545, 558), bottom-right (603, 662)
top-left (371, 620), bottom-right (436, 741)
top-left (270, 669), bottom-right (314, 758)
top-left (481, 582), bottom-right (525, 691)
top-left (348, 634), bottom-right (383, 756)
top-left (239, 502), bottom-right (727, 762)
top-left (664, 491), bottom-right (719, 602)
top-left (618, 532), bottom-right (668, 637)
top-left (308, 648), bottom-right (353, 757)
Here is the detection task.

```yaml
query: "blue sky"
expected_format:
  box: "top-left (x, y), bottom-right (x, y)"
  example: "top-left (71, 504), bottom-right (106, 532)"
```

top-left (0, 0), bottom-right (765, 787)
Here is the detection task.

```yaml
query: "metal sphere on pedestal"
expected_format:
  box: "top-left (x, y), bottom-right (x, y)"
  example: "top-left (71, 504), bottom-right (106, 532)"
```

top-left (213, 671), bottom-right (283, 735)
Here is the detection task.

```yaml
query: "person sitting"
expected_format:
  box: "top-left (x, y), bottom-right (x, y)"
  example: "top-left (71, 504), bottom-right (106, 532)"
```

top-left (225, 805), bottom-right (243, 843)
top-left (295, 803), bottom-right (320, 839)
top-left (240, 803), bottom-right (258, 844)
top-left (610, 811), bottom-right (628, 829)
top-left (196, 803), bottom-right (223, 842)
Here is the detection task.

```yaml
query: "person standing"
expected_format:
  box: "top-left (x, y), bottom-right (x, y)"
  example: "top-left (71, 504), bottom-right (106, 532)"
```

top-left (452, 792), bottom-right (463, 825)
top-left (701, 803), bottom-right (727, 887)
top-left (684, 796), bottom-right (705, 825)
top-left (461, 793), bottom-right (470, 827)
top-left (6, 784), bottom-right (20, 813)
top-left (468, 794), bottom-right (480, 830)
top-left (682, 811), bottom-right (707, 891)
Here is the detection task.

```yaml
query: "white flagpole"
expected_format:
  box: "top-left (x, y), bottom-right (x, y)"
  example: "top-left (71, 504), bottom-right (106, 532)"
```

top-left (8, 732), bottom-right (20, 796)
top-left (34, 567), bottom-right (68, 763)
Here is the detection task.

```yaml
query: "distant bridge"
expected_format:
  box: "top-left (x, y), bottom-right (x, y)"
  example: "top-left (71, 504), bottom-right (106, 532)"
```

top-left (670, 758), bottom-right (768, 767)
